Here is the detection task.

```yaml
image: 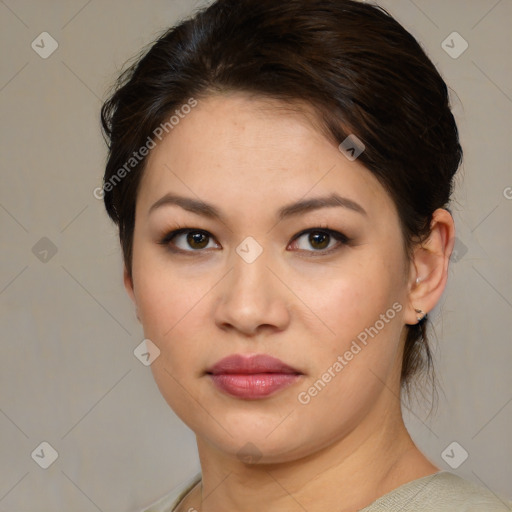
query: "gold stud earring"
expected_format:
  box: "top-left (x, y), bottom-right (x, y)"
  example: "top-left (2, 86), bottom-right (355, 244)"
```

top-left (414, 308), bottom-right (426, 322)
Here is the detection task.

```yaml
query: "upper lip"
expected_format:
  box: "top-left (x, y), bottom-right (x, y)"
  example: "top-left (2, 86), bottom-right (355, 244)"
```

top-left (206, 354), bottom-right (302, 375)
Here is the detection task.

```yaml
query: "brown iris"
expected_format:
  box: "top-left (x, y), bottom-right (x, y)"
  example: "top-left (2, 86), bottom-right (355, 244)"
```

top-left (187, 232), bottom-right (209, 249)
top-left (308, 231), bottom-right (330, 250)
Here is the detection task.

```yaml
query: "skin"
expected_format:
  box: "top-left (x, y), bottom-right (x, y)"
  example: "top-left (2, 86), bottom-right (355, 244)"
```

top-left (124, 92), bottom-right (455, 512)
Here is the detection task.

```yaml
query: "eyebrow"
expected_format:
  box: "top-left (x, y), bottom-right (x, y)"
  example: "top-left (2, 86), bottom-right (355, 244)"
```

top-left (148, 192), bottom-right (367, 221)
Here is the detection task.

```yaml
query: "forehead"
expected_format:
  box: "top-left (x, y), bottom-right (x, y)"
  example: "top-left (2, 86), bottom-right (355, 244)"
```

top-left (137, 93), bottom-right (395, 222)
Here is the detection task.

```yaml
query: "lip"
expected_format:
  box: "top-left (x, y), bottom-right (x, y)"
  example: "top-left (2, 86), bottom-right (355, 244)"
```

top-left (205, 354), bottom-right (303, 399)
top-left (206, 353), bottom-right (301, 375)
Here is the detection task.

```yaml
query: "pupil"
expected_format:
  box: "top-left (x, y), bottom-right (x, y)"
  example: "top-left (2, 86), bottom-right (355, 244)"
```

top-left (310, 232), bottom-right (329, 249)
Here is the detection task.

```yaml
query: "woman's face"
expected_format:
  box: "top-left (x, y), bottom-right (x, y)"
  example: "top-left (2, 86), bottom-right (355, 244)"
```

top-left (128, 93), bottom-right (415, 463)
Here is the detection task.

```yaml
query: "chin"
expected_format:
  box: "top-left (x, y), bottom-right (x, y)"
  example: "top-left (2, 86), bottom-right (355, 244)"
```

top-left (194, 413), bottom-right (318, 464)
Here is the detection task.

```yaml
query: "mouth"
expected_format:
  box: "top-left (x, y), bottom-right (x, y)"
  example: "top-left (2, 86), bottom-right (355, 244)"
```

top-left (206, 353), bottom-right (302, 375)
top-left (205, 353), bottom-right (303, 400)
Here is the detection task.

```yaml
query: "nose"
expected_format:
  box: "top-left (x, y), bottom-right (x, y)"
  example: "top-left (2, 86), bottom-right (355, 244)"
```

top-left (213, 248), bottom-right (291, 336)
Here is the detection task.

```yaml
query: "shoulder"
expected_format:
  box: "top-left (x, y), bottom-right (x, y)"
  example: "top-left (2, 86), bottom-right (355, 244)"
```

top-left (361, 471), bottom-right (512, 511)
top-left (138, 472), bottom-right (202, 512)
top-left (421, 472), bottom-right (512, 511)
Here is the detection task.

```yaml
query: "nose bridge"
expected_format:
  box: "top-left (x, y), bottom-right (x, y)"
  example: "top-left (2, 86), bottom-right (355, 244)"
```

top-left (228, 240), bottom-right (276, 302)
top-left (214, 239), bottom-right (290, 333)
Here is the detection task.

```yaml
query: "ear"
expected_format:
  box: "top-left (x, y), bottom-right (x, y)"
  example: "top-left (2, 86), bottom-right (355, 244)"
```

top-left (123, 265), bottom-right (136, 303)
top-left (124, 266), bottom-right (142, 323)
top-left (404, 208), bottom-right (455, 325)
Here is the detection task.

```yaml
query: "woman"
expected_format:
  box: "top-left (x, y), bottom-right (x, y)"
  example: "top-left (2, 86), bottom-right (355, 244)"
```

top-left (100, 0), bottom-right (511, 510)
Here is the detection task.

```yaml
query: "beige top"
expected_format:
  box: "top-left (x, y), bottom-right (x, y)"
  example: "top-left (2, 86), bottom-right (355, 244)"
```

top-left (140, 470), bottom-right (512, 511)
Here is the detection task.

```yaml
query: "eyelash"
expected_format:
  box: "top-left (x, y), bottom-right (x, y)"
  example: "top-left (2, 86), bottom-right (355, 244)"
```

top-left (158, 226), bottom-right (351, 257)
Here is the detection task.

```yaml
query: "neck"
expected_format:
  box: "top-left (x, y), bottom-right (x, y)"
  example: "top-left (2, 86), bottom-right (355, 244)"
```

top-left (188, 396), bottom-right (438, 512)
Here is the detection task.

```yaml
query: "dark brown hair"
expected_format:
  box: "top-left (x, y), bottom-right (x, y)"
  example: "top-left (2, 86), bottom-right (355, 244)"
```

top-left (100, 0), bottom-right (463, 393)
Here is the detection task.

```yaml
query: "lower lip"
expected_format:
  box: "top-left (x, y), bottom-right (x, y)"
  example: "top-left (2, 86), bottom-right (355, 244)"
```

top-left (208, 373), bottom-right (302, 399)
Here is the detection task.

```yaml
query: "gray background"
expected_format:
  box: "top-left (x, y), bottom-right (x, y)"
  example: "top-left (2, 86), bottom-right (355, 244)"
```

top-left (1, 0), bottom-right (511, 510)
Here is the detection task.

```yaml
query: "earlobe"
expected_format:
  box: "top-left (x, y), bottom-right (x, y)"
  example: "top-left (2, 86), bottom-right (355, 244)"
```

top-left (404, 208), bottom-right (455, 325)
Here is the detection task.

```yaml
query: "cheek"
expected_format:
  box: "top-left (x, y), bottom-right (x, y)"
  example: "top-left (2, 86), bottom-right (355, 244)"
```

top-left (300, 250), bottom-right (407, 388)
top-left (135, 273), bottom-right (206, 370)
top-left (307, 253), bottom-right (403, 333)
top-left (292, 267), bottom-right (405, 428)
top-left (132, 240), bottom-right (199, 332)
top-left (134, 267), bottom-right (208, 415)
top-left (131, 249), bottom-right (216, 381)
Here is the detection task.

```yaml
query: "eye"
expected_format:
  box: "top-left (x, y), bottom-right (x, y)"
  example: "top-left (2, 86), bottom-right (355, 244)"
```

top-left (289, 228), bottom-right (350, 254)
top-left (159, 226), bottom-right (350, 255)
top-left (159, 228), bottom-right (220, 253)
